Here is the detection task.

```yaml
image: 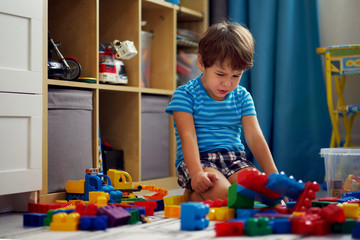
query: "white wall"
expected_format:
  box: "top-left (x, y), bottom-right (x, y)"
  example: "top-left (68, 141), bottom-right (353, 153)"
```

top-left (318, 0), bottom-right (360, 145)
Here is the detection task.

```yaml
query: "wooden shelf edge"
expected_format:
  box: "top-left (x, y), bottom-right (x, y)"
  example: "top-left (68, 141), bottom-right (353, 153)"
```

top-left (176, 5), bottom-right (203, 21)
top-left (140, 88), bottom-right (174, 95)
top-left (39, 192), bottom-right (66, 204)
top-left (47, 79), bottom-right (98, 89)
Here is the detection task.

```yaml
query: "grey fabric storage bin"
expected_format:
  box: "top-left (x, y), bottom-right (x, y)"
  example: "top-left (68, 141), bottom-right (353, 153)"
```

top-left (48, 88), bottom-right (93, 193)
top-left (141, 95), bottom-right (170, 180)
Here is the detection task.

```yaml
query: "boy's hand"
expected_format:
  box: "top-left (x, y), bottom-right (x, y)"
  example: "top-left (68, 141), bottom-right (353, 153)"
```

top-left (191, 171), bottom-right (219, 193)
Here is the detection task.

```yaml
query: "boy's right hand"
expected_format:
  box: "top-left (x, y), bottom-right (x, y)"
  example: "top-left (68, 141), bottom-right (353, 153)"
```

top-left (191, 171), bottom-right (219, 193)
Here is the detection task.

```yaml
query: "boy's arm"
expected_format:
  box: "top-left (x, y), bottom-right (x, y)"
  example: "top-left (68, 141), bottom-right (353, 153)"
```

top-left (242, 115), bottom-right (278, 175)
top-left (173, 111), bottom-right (218, 193)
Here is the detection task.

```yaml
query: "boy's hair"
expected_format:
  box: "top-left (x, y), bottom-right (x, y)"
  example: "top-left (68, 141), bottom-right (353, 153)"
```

top-left (198, 21), bottom-right (254, 71)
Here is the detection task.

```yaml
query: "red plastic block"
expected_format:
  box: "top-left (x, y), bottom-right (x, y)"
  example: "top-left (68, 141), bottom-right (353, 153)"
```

top-left (215, 221), bottom-right (244, 237)
top-left (320, 204), bottom-right (346, 223)
top-left (293, 181), bottom-right (320, 212)
top-left (237, 168), bottom-right (282, 199)
top-left (134, 201), bottom-right (157, 216)
top-left (75, 203), bottom-right (97, 216)
top-left (291, 214), bottom-right (330, 235)
top-left (28, 202), bottom-right (71, 214)
top-left (203, 198), bottom-right (227, 208)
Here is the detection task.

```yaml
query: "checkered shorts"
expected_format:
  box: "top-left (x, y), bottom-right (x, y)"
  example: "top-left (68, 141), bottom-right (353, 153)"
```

top-left (176, 151), bottom-right (255, 192)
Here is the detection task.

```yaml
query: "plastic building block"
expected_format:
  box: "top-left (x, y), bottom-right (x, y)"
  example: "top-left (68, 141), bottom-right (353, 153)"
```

top-left (215, 221), bottom-right (244, 237)
top-left (151, 199), bottom-right (165, 212)
top-left (126, 209), bottom-right (140, 224)
top-left (180, 202), bottom-right (209, 231)
top-left (227, 183), bottom-right (254, 209)
top-left (237, 184), bottom-right (281, 207)
top-left (137, 184), bottom-right (168, 200)
top-left (320, 204), bottom-right (346, 223)
top-left (291, 214), bottom-right (330, 235)
top-left (125, 206), bottom-right (146, 217)
top-left (316, 196), bottom-right (339, 202)
top-left (270, 218), bottom-right (291, 234)
top-left (80, 216), bottom-right (107, 230)
top-left (244, 217), bottom-right (272, 236)
top-left (312, 200), bottom-right (336, 208)
top-left (164, 205), bottom-right (180, 218)
top-left (23, 213), bottom-right (47, 227)
top-left (66, 180), bottom-right (85, 194)
top-left (89, 191), bottom-right (110, 204)
top-left (332, 218), bottom-right (356, 234)
top-left (50, 212), bottom-right (80, 231)
top-left (27, 202), bottom-right (71, 214)
top-left (266, 171), bottom-right (305, 200)
top-left (238, 168), bottom-right (282, 200)
top-left (339, 202), bottom-right (359, 219)
top-left (134, 201), bottom-right (157, 216)
top-left (107, 169), bottom-right (132, 190)
top-left (352, 221), bottom-right (360, 239)
top-left (343, 190), bottom-right (360, 199)
top-left (203, 198), bottom-right (227, 208)
top-left (207, 207), bottom-right (235, 221)
top-left (163, 195), bottom-right (188, 205)
top-left (236, 209), bottom-right (260, 219)
top-left (75, 203), bottom-right (98, 216)
top-left (337, 196), bottom-right (359, 203)
top-left (293, 181), bottom-right (320, 212)
top-left (97, 205), bottom-right (131, 228)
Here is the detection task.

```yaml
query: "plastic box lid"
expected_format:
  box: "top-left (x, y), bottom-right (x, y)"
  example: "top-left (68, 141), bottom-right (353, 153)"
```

top-left (320, 148), bottom-right (360, 156)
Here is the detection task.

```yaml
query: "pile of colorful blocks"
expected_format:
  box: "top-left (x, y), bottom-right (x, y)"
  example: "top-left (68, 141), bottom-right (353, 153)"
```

top-left (174, 169), bottom-right (360, 238)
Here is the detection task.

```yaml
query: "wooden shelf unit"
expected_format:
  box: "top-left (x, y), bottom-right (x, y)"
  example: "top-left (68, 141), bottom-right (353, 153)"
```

top-left (40, 0), bottom-right (208, 203)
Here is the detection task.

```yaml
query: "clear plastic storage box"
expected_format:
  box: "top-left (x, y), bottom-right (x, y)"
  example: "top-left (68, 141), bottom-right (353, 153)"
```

top-left (320, 148), bottom-right (360, 197)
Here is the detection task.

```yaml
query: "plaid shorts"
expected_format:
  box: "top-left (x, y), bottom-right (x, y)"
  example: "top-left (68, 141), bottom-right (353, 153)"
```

top-left (176, 151), bottom-right (255, 192)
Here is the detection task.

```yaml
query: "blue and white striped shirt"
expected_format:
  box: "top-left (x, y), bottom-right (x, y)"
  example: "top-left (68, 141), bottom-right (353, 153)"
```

top-left (165, 74), bottom-right (256, 169)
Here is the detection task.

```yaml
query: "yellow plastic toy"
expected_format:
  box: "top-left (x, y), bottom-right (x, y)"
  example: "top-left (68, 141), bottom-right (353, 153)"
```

top-left (317, 44), bottom-right (360, 147)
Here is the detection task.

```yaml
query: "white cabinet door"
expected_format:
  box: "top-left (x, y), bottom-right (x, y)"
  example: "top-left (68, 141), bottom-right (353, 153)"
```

top-left (0, 93), bottom-right (42, 195)
top-left (0, 0), bottom-right (43, 94)
top-left (0, 0), bottom-right (43, 195)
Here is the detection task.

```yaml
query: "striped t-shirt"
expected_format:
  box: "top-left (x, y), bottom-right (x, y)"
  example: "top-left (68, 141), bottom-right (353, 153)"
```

top-left (165, 74), bottom-right (256, 169)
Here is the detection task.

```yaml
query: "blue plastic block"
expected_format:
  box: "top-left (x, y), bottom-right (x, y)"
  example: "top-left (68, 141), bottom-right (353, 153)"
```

top-left (236, 209), bottom-right (260, 220)
top-left (80, 216), bottom-right (108, 230)
top-left (180, 202), bottom-right (209, 231)
top-left (151, 199), bottom-right (164, 212)
top-left (23, 213), bottom-right (47, 227)
top-left (352, 221), bottom-right (360, 239)
top-left (286, 201), bottom-right (296, 209)
top-left (271, 218), bottom-right (291, 234)
top-left (343, 191), bottom-right (360, 199)
top-left (266, 172), bottom-right (305, 200)
top-left (126, 206), bottom-right (145, 216)
top-left (238, 185), bottom-right (282, 207)
top-left (337, 196), bottom-right (359, 203)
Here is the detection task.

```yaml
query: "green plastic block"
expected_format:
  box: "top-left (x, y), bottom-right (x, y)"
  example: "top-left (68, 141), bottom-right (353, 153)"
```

top-left (227, 183), bottom-right (254, 209)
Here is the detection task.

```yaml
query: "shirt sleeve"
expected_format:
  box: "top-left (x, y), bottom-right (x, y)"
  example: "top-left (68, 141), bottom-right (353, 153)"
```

top-left (239, 88), bottom-right (257, 116)
top-left (165, 87), bottom-right (194, 115)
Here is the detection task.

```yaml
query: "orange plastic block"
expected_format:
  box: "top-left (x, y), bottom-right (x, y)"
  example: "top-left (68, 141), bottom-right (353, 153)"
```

top-left (207, 207), bottom-right (235, 221)
top-left (164, 205), bottom-right (180, 218)
top-left (237, 168), bottom-right (281, 199)
top-left (50, 212), bottom-right (80, 231)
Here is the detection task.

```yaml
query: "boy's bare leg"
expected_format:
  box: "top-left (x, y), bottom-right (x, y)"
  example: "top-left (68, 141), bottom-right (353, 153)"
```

top-left (195, 167), bottom-right (231, 201)
top-left (184, 189), bottom-right (205, 202)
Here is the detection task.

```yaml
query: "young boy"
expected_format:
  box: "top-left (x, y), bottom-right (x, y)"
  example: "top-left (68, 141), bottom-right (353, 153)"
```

top-left (165, 21), bottom-right (278, 201)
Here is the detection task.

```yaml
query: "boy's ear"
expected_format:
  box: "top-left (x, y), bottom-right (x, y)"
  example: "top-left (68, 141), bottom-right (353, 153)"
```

top-left (197, 54), bottom-right (205, 72)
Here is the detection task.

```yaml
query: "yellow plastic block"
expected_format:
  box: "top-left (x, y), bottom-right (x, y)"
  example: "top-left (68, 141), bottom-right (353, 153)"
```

top-left (164, 205), bottom-right (180, 218)
top-left (107, 169), bottom-right (132, 190)
top-left (340, 203), bottom-right (359, 219)
top-left (65, 180), bottom-right (85, 194)
top-left (207, 207), bottom-right (235, 221)
top-left (50, 212), bottom-right (80, 231)
top-left (97, 195), bottom-right (108, 207)
top-left (89, 191), bottom-right (109, 204)
top-left (163, 195), bottom-right (188, 205)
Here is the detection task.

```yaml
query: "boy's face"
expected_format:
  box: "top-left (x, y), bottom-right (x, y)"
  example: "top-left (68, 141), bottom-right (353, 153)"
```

top-left (198, 55), bottom-right (243, 101)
